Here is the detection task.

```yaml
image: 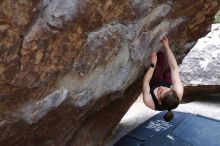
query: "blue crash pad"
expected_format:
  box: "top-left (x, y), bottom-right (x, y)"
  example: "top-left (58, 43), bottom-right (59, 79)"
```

top-left (172, 114), bottom-right (220, 146)
top-left (115, 111), bottom-right (220, 146)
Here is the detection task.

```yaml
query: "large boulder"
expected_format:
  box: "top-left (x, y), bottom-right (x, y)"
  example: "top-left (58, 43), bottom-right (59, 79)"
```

top-left (180, 24), bottom-right (220, 100)
top-left (180, 24), bottom-right (220, 85)
top-left (0, 0), bottom-right (219, 145)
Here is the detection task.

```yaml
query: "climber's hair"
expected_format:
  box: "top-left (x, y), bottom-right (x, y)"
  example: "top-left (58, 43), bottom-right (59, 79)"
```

top-left (161, 90), bottom-right (179, 122)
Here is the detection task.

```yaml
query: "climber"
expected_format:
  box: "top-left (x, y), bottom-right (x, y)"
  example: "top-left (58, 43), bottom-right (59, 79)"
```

top-left (142, 36), bottom-right (183, 122)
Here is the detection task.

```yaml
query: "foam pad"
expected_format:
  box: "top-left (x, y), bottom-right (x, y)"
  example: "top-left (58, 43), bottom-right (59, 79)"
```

top-left (172, 114), bottom-right (220, 146)
top-left (115, 111), bottom-right (220, 146)
top-left (143, 133), bottom-right (193, 146)
top-left (128, 111), bottom-right (190, 141)
top-left (114, 135), bottom-right (142, 146)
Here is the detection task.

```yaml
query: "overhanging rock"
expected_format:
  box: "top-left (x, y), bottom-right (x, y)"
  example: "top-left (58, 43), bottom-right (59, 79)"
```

top-left (0, 0), bottom-right (219, 145)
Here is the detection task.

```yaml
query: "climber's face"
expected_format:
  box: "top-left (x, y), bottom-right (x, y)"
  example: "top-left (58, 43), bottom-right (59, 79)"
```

top-left (157, 86), bottom-right (171, 102)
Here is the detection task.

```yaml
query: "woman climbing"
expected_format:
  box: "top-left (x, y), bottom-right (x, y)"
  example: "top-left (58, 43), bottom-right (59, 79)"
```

top-left (142, 37), bottom-right (183, 122)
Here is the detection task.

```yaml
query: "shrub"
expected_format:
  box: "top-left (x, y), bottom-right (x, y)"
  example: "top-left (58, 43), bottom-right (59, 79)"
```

top-left (214, 16), bottom-right (220, 24)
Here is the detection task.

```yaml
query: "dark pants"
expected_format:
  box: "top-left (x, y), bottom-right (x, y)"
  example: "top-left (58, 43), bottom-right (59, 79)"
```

top-left (150, 52), bottom-right (172, 84)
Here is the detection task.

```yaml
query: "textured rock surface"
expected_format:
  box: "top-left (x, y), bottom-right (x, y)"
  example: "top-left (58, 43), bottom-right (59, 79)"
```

top-left (0, 0), bottom-right (219, 145)
top-left (179, 24), bottom-right (220, 101)
top-left (217, 10), bottom-right (220, 16)
top-left (180, 24), bottom-right (220, 85)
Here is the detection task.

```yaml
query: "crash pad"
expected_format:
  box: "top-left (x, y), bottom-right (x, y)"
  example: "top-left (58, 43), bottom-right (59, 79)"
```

top-left (115, 111), bottom-right (220, 146)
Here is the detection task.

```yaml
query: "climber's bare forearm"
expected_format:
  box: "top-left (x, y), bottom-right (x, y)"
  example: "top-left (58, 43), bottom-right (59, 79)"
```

top-left (165, 45), bottom-right (178, 70)
top-left (143, 67), bottom-right (155, 85)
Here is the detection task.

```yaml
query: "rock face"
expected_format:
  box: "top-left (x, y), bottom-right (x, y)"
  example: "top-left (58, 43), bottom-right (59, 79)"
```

top-left (0, 0), bottom-right (219, 145)
top-left (180, 24), bottom-right (220, 101)
top-left (180, 24), bottom-right (220, 85)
